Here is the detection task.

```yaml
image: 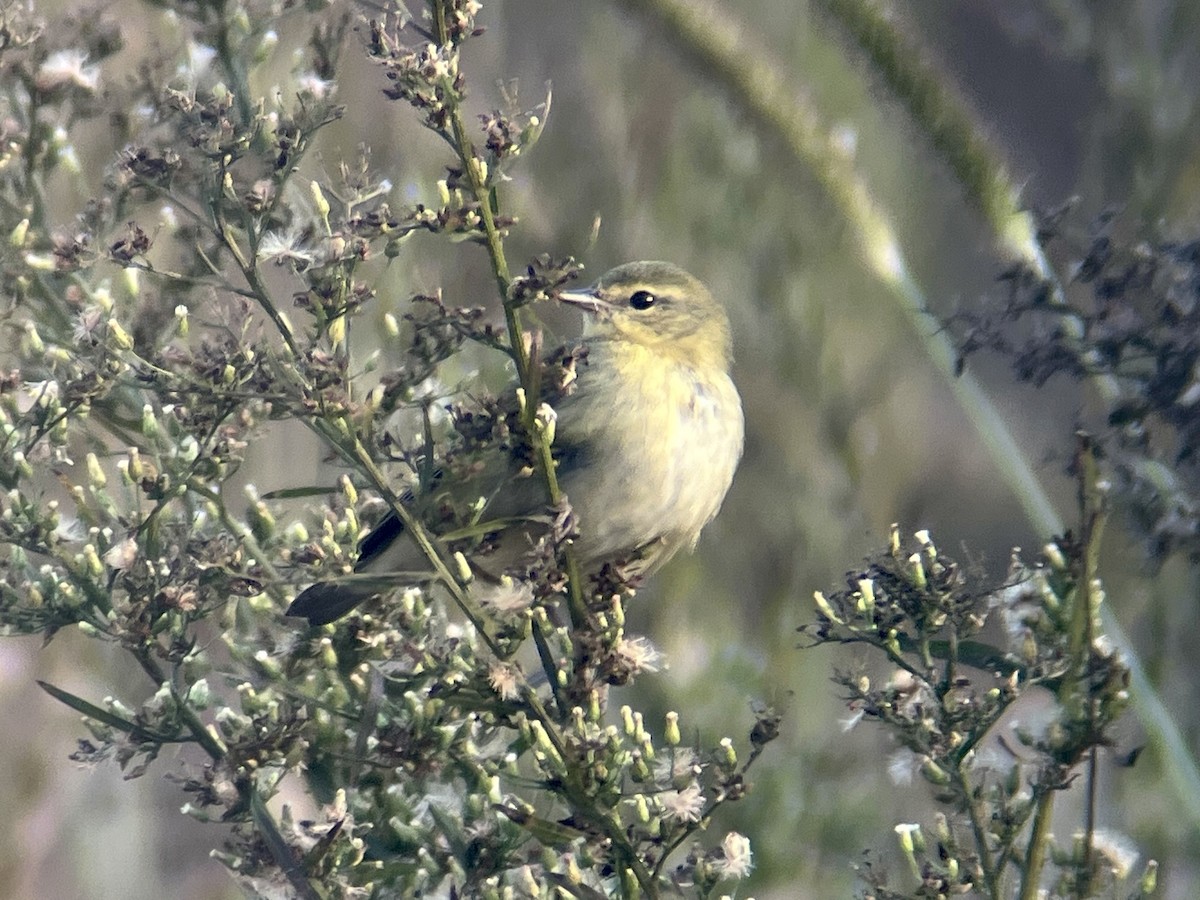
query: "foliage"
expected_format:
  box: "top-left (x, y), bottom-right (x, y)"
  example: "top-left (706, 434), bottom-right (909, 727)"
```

top-left (806, 439), bottom-right (1156, 899)
top-left (950, 208), bottom-right (1200, 567)
top-left (0, 1), bottom-right (772, 896)
top-left (2, 0), bottom-right (1189, 896)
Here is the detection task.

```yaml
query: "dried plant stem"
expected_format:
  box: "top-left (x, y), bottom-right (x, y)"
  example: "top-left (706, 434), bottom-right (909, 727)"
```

top-left (813, 0), bottom-right (1034, 266)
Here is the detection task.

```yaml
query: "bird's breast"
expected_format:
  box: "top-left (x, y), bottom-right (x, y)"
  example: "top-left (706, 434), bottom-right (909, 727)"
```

top-left (553, 342), bottom-right (744, 567)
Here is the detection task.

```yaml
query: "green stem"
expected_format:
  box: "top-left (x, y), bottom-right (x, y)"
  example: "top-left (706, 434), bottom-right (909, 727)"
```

top-left (430, 0), bottom-right (590, 635)
top-left (1072, 436), bottom-right (1107, 893)
top-left (326, 423), bottom-right (504, 656)
top-left (219, 219), bottom-right (304, 361)
top-left (1021, 438), bottom-right (1109, 900)
top-left (1019, 784), bottom-right (1055, 900)
top-left (210, 0), bottom-right (256, 129)
top-left (955, 758), bottom-right (1001, 900)
top-left (941, 627), bottom-right (958, 694)
top-left (1082, 745), bottom-right (1098, 894)
top-left (427, 17), bottom-right (648, 892)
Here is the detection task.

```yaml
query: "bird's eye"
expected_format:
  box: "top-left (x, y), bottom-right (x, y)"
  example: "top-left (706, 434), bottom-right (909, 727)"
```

top-left (629, 290), bottom-right (657, 310)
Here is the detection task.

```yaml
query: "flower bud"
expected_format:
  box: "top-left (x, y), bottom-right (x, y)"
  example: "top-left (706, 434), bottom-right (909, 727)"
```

top-left (22, 322), bottom-right (45, 355)
top-left (85, 452), bottom-right (107, 488)
top-left (187, 679), bottom-right (211, 709)
top-left (453, 551), bottom-right (473, 583)
top-left (856, 578), bottom-right (876, 615)
top-left (122, 266), bottom-right (140, 297)
top-left (108, 320), bottom-right (134, 351)
top-left (9, 218), bottom-right (29, 247)
top-left (719, 736), bottom-right (737, 767)
top-left (328, 314), bottom-right (346, 347)
top-left (1139, 860), bottom-right (1158, 894)
top-left (664, 711), bottom-right (680, 747)
top-left (249, 501), bottom-right (275, 542)
top-left (83, 543), bottom-right (104, 577)
top-left (1043, 541), bottom-right (1066, 570)
top-left (11, 451), bottom-right (32, 479)
top-left (93, 285), bottom-right (113, 313)
top-left (920, 756), bottom-right (951, 786)
top-left (178, 435), bottom-right (199, 463)
top-left (533, 402), bottom-right (556, 445)
top-left (319, 637), bottom-right (338, 668)
top-left (141, 405), bottom-right (159, 439)
top-left (908, 553), bottom-right (927, 589)
top-left (310, 181), bottom-right (330, 222)
top-left (934, 812), bottom-right (951, 844)
top-left (126, 447), bottom-right (143, 482)
top-left (813, 590), bottom-right (842, 624)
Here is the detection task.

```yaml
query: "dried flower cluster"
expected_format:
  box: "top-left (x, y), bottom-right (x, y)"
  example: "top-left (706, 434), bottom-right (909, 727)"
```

top-left (0, 1), bottom-right (770, 896)
top-left (950, 206), bottom-right (1200, 567)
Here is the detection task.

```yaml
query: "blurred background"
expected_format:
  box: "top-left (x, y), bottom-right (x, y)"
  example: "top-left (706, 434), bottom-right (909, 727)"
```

top-left (2, 0), bottom-right (1199, 896)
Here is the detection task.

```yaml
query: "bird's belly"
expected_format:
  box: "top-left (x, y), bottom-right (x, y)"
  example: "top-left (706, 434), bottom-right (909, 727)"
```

top-left (558, 364), bottom-right (743, 568)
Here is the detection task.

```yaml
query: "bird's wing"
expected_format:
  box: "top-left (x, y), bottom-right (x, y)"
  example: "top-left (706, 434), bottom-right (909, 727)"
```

top-left (357, 511), bottom-right (407, 568)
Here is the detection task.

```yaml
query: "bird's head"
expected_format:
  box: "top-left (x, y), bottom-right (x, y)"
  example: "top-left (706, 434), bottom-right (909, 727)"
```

top-left (558, 261), bottom-right (733, 371)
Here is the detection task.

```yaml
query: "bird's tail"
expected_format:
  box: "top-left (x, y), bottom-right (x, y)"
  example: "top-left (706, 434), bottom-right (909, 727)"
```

top-left (285, 579), bottom-right (383, 626)
top-left (286, 512), bottom-right (412, 626)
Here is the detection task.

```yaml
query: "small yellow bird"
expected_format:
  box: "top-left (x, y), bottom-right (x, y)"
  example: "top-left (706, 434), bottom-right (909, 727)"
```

top-left (287, 261), bottom-right (743, 625)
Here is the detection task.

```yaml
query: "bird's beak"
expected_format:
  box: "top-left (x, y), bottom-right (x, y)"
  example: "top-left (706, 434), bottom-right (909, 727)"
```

top-left (557, 286), bottom-right (612, 317)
